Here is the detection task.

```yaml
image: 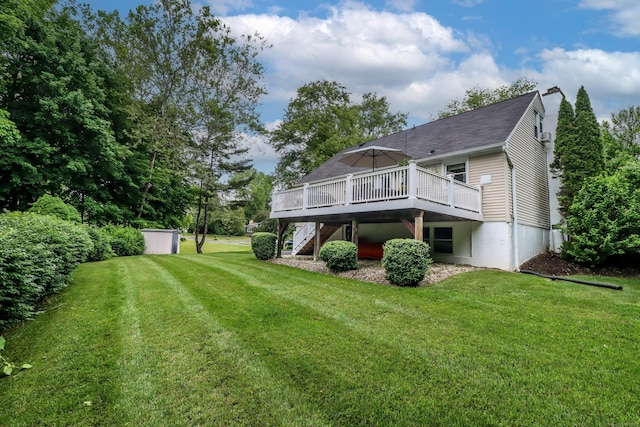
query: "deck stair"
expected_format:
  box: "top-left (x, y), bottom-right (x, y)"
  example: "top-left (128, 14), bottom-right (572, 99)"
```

top-left (293, 224), bottom-right (341, 255)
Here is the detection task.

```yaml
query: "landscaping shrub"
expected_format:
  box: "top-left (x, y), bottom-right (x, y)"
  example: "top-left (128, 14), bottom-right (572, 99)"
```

top-left (0, 212), bottom-right (93, 330)
top-left (103, 226), bottom-right (145, 257)
top-left (28, 194), bottom-right (82, 223)
top-left (382, 239), bottom-right (432, 286)
top-left (319, 240), bottom-right (358, 272)
top-left (251, 232), bottom-right (277, 260)
top-left (86, 227), bottom-right (114, 262)
top-left (563, 164), bottom-right (640, 267)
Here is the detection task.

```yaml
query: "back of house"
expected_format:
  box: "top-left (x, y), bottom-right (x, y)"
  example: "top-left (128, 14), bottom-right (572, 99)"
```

top-left (271, 91), bottom-right (555, 270)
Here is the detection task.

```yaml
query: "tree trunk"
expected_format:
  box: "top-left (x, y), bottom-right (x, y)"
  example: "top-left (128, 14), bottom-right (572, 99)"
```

top-left (195, 192), bottom-right (210, 254)
top-left (137, 149), bottom-right (157, 218)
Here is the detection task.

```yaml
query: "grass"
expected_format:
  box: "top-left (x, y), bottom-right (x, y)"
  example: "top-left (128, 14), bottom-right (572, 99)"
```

top-left (1, 241), bottom-right (639, 426)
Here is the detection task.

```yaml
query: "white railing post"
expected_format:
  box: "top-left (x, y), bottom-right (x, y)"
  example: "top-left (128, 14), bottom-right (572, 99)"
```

top-left (346, 174), bottom-right (353, 205)
top-left (408, 161), bottom-right (417, 199)
top-left (302, 183), bottom-right (309, 209)
top-left (449, 176), bottom-right (455, 207)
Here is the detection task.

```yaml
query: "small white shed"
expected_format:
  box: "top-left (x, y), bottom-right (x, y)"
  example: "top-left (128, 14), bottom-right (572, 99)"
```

top-left (141, 229), bottom-right (181, 255)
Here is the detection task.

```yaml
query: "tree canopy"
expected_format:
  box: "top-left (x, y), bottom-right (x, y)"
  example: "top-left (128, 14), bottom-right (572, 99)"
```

top-left (602, 105), bottom-right (640, 173)
top-left (0, 4), bottom-right (132, 217)
top-left (270, 80), bottom-right (407, 184)
top-left (437, 78), bottom-right (537, 119)
top-left (0, 0), bottom-right (269, 235)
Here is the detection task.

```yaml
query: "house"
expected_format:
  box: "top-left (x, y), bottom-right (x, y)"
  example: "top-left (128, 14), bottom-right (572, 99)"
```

top-left (245, 220), bottom-right (261, 235)
top-left (270, 91), bottom-right (554, 271)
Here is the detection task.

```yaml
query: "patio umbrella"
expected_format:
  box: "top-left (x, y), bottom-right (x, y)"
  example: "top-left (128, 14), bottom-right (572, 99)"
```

top-left (339, 145), bottom-right (410, 171)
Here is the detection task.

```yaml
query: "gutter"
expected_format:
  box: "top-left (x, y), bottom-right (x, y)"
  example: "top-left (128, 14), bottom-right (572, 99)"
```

top-left (503, 146), bottom-right (519, 271)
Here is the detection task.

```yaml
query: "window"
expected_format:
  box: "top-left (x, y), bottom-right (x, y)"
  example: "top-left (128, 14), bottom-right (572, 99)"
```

top-left (433, 227), bottom-right (453, 254)
top-left (446, 163), bottom-right (466, 183)
top-left (534, 110), bottom-right (544, 139)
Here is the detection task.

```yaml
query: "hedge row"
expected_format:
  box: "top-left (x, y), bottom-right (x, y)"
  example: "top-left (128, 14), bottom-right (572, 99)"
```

top-left (0, 212), bottom-right (93, 330)
top-left (0, 211), bottom-right (146, 331)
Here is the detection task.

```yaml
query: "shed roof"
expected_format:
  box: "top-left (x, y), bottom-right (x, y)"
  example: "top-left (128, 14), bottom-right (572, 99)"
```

top-left (298, 91), bottom-right (539, 184)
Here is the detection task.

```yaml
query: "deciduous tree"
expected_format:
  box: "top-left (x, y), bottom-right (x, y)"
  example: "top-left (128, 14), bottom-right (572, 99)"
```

top-left (602, 105), bottom-right (640, 173)
top-left (0, 4), bottom-right (130, 217)
top-left (271, 80), bottom-right (407, 184)
top-left (437, 78), bottom-right (537, 119)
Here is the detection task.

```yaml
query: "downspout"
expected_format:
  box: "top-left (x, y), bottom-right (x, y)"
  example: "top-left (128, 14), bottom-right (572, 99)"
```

top-left (503, 146), bottom-right (519, 271)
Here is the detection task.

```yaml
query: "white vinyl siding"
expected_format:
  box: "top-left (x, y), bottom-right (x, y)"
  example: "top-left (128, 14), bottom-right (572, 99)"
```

top-left (468, 152), bottom-right (510, 222)
top-left (505, 96), bottom-right (551, 229)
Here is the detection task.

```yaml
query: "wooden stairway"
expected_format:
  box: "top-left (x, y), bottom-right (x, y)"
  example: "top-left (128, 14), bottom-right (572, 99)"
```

top-left (295, 224), bottom-right (342, 255)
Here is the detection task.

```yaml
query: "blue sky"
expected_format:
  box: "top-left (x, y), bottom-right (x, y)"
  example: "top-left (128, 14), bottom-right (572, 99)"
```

top-left (83, 0), bottom-right (640, 172)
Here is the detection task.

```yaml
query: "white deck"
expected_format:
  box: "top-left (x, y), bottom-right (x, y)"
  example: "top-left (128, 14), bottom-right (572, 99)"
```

top-left (271, 162), bottom-right (483, 222)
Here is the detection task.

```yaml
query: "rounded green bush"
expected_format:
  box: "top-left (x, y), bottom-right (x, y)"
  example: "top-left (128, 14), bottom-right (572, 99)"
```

top-left (103, 226), bottom-right (145, 257)
top-left (319, 240), bottom-right (358, 272)
top-left (382, 239), bottom-right (432, 286)
top-left (251, 232), bottom-right (277, 260)
top-left (29, 194), bottom-right (82, 223)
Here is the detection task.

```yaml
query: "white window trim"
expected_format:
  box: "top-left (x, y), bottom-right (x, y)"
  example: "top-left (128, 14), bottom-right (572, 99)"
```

top-left (443, 158), bottom-right (469, 184)
top-left (534, 110), bottom-right (544, 141)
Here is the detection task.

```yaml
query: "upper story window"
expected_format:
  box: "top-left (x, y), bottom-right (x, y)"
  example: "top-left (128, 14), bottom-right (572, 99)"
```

top-left (534, 110), bottom-right (544, 139)
top-left (446, 162), bottom-right (466, 183)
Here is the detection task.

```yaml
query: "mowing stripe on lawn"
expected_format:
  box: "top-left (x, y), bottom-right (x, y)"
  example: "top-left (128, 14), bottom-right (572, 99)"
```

top-left (0, 259), bottom-right (127, 426)
top-left (136, 255), bottom-right (331, 426)
top-left (2, 251), bottom-right (639, 426)
top-left (179, 253), bottom-right (640, 425)
top-left (161, 254), bottom-right (546, 425)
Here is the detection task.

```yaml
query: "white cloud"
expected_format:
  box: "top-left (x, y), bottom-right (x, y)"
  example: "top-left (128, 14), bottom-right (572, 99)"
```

top-left (217, 1), bottom-right (639, 174)
top-left (538, 48), bottom-right (640, 95)
top-left (579, 0), bottom-right (640, 36)
top-left (222, 2), bottom-right (472, 120)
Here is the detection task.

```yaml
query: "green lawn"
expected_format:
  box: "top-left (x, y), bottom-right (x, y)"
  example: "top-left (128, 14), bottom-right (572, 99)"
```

top-left (1, 242), bottom-right (639, 426)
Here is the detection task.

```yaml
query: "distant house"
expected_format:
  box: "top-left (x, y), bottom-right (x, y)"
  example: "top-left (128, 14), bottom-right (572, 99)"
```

top-left (270, 92), bottom-right (555, 271)
top-left (245, 220), bottom-right (261, 235)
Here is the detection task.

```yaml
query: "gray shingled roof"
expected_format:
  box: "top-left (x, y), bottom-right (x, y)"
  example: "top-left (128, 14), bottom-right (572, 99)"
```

top-left (297, 91), bottom-right (538, 184)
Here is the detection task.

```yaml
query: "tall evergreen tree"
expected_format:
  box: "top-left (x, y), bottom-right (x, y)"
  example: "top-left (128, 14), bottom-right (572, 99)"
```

top-left (551, 97), bottom-right (575, 216)
top-left (552, 86), bottom-right (604, 220)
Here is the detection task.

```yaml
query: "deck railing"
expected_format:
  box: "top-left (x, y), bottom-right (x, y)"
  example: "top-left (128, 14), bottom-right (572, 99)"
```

top-left (272, 161), bottom-right (481, 214)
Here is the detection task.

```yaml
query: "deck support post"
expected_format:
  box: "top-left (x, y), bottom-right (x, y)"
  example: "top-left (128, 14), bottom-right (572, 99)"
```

top-left (313, 221), bottom-right (321, 261)
top-left (351, 219), bottom-right (359, 245)
top-left (414, 211), bottom-right (424, 241)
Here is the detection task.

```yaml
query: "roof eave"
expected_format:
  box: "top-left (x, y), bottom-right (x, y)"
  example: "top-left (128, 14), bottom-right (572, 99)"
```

top-left (414, 142), bottom-right (506, 163)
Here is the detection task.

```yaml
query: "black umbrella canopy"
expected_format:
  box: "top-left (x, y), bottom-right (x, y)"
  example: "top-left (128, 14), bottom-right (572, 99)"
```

top-left (339, 145), bottom-right (410, 171)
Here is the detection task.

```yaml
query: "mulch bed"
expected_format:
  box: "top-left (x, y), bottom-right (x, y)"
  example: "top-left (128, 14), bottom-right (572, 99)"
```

top-left (519, 251), bottom-right (639, 278)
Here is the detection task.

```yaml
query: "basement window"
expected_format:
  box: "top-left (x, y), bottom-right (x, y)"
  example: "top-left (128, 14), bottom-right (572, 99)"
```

top-left (433, 227), bottom-right (453, 254)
